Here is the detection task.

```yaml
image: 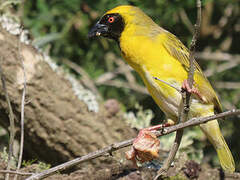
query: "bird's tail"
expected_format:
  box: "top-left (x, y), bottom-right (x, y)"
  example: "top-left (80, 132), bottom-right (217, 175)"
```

top-left (199, 118), bottom-right (235, 173)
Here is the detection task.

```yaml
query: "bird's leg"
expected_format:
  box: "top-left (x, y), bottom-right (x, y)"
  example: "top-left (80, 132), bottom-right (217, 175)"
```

top-left (133, 122), bottom-right (171, 144)
top-left (182, 79), bottom-right (204, 101)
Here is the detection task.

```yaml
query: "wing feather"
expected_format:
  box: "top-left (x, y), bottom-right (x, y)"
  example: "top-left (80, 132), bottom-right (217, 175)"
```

top-left (161, 32), bottom-right (222, 113)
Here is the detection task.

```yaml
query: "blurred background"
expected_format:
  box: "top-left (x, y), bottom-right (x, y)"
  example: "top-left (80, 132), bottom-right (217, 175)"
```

top-left (0, 0), bottom-right (239, 171)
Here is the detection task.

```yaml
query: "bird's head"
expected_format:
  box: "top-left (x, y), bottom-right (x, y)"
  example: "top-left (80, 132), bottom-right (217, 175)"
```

top-left (88, 5), bottom-right (157, 42)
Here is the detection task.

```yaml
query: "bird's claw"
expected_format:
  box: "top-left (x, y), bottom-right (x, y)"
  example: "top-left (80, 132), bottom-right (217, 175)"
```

top-left (182, 79), bottom-right (204, 101)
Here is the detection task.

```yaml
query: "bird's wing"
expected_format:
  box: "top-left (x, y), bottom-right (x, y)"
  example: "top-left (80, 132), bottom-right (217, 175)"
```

top-left (160, 32), bottom-right (222, 113)
top-left (161, 32), bottom-right (201, 73)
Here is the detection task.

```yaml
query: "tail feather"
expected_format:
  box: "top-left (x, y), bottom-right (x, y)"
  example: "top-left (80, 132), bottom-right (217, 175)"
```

top-left (200, 119), bottom-right (235, 172)
top-left (216, 139), bottom-right (235, 172)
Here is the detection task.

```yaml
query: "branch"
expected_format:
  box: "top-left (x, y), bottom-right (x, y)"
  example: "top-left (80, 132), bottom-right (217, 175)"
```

top-left (0, 57), bottom-right (16, 180)
top-left (14, 28), bottom-right (27, 180)
top-left (26, 109), bottom-right (240, 180)
top-left (204, 60), bottom-right (240, 77)
top-left (98, 79), bottom-right (148, 95)
top-left (0, 170), bottom-right (33, 176)
top-left (112, 56), bottom-right (136, 84)
top-left (60, 58), bottom-right (101, 99)
top-left (94, 54), bottom-right (148, 94)
top-left (195, 51), bottom-right (240, 77)
top-left (195, 52), bottom-right (240, 62)
top-left (95, 64), bottom-right (133, 84)
top-left (188, 0), bottom-right (201, 88)
top-left (214, 81), bottom-right (240, 89)
top-left (179, 8), bottom-right (194, 34)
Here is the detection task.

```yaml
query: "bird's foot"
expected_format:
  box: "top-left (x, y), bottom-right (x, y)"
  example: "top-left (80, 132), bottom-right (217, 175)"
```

top-left (133, 123), bottom-right (171, 145)
top-left (126, 123), bottom-right (171, 167)
top-left (182, 79), bottom-right (204, 101)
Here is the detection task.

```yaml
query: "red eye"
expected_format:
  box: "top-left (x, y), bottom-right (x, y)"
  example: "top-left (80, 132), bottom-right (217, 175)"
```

top-left (108, 17), bottom-right (115, 23)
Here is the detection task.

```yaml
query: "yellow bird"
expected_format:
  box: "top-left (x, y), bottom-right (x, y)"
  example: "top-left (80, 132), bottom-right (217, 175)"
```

top-left (89, 5), bottom-right (235, 172)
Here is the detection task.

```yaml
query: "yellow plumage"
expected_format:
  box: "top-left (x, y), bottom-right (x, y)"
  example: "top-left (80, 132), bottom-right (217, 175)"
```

top-left (93, 5), bottom-right (235, 172)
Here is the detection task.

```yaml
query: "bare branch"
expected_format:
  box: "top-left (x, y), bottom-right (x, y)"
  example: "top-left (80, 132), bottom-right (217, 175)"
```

top-left (204, 60), bottom-right (240, 77)
top-left (188, 0), bottom-right (201, 87)
top-left (113, 57), bottom-right (136, 84)
top-left (214, 81), bottom-right (240, 89)
top-left (94, 55), bottom-right (147, 94)
top-left (26, 109), bottom-right (240, 180)
top-left (195, 52), bottom-right (240, 62)
top-left (60, 58), bottom-right (101, 99)
top-left (98, 79), bottom-right (148, 95)
top-left (179, 8), bottom-right (194, 34)
top-left (14, 28), bottom-right (27, 180)
top-left (95, 64), bottom-right (133, 84)
top-left (0, 170), bottom-right (33, 176)
top-left (94, 59), bottom-right (145, 94)
top-left (0, 58), bottom-right (15, 180)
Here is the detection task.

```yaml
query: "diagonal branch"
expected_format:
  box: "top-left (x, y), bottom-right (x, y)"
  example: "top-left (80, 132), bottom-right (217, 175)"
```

top-left (0, 58), bottom-right (16, 180)
top-left (14, 28), bottom-right (27, 180)
top-left (60, 58), bottom-right (101, 99)
top-left (25, 109), bottom-right (240, 180)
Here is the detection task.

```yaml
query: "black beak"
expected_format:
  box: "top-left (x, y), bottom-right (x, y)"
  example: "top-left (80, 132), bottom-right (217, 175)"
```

top-left (88, 22), bottom-right (108, 38)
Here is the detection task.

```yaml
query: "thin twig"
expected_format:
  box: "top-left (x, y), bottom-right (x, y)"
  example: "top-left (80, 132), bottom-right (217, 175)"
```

top-left (60, 58), bottom-right (101, 99)
top-left (0, 170), bottom-right (33, 176)
top-left (95, 59), bottom-right (147, 94)
top-left (179, 8), bottom-right (194, 34)
top-left (99, 79), bottom-right (148, 95)
top-left (224, 172), bottom-right (240, 179)
top-left (113, 57), bottom-right (136, 84)
top-left (204, 60), bottom-right (240, 77)
top-left (188, 0), bottom-right (201, 87)
top-left (25, 109), bottom-right (240, 180)
top-left (14, 28), bottom-right (27, 180)
top-left (214, 82), bottom-right (240, 89)
top-left (155, 1), bottom-right (201, 178)
top-left (95, 64), bottom-right (133, 84)
top-left (0, 58), bottom-right (16, 180)
top-left (195, 52), bottom-right (240, 62)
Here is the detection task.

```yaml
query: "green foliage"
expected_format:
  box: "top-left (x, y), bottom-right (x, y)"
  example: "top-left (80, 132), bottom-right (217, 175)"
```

top-left (165, 174), bottom-right (187, 180)
top-left (22, 159), bottom-right (37, 167)
top-left (36, 161), bottom-right (51, 172)
top-left (0, 147), bottom-right (17, 168)
top-left (22, 159), bottom-right (51, 172)
top-left (0, 147), bottom-right (9, 163)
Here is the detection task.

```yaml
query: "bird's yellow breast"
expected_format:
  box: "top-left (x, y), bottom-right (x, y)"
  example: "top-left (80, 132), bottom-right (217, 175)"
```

top-left (120, 33), bottom-right (187, 119)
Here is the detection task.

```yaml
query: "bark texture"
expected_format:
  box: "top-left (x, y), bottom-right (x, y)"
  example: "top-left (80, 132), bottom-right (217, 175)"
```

top-left (0, 26), bottom-right (136, 167)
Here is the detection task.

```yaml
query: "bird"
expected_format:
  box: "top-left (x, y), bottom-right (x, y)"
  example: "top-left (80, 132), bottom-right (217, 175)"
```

top-left (88, 5), bottom-right (235, 172)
